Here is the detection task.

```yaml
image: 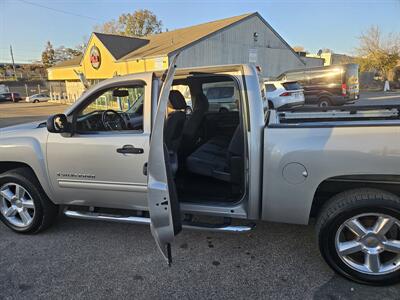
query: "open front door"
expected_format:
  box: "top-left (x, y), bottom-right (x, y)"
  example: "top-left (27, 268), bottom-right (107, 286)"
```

top-left (147, 55), bottom-right (181, 264)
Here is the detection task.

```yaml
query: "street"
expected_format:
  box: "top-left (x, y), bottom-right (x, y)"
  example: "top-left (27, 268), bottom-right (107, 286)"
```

top-left (1, 92), bottom-right (400, 299)
top-left (354, 91), bottom-right (400, 106)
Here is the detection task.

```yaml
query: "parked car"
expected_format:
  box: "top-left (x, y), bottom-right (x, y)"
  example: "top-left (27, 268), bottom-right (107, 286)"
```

top-left (26, 93), bottom-right (50, 103)
top-left (278, 63), bottom-right (360, 107)
top-left (202, 82), bottom-right (239, 112)
top-left (264, 80), bottom-right (304, 109)
top-left (1, 62), bottom-right (400, 285)
top-left (0, 92), bottom-right (22, 102)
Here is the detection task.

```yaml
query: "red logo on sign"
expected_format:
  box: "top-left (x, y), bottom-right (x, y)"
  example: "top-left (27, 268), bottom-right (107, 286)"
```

top-left (90, 46), bottom-right (101, 69)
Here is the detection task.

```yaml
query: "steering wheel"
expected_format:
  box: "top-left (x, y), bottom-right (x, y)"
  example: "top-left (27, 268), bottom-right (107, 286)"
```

top-left (101, 110), bottom-right (127, 131)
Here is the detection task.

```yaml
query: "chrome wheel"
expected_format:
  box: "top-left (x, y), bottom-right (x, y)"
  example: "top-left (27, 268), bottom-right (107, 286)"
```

top-left (336, 213), bottom-right (400, 275)
top-left (0, 183), bottom-right (35, 228)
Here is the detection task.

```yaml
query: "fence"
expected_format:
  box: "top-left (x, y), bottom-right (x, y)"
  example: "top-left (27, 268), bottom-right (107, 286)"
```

top-left (4, 81), bottom-right (50, 98)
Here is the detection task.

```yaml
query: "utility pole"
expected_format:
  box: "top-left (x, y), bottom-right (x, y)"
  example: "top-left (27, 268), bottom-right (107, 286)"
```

top-left (9, 45), bottom-right (17, 81)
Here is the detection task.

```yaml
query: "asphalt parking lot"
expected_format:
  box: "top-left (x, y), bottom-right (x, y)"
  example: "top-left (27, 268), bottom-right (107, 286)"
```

top-left (1, 93), bottom-right (400, 299)
top-left (0, 101), bottom-right (68, 128)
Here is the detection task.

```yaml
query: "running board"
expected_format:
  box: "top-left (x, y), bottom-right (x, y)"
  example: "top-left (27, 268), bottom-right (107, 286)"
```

top-left (64, 210), bottom-right (255, 233)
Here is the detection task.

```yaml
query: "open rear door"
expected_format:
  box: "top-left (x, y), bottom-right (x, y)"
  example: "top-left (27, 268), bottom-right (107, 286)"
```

top-left (147, 55), bottom-right (181, 265)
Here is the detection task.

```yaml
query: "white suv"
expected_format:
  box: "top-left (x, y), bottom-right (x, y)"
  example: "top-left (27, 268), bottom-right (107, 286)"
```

top-left (264, 80), bottom-right (304, 110)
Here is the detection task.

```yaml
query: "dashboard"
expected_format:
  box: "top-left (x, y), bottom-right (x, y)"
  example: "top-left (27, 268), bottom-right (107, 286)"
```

top-left (76, 110), bottom-right (143, 132)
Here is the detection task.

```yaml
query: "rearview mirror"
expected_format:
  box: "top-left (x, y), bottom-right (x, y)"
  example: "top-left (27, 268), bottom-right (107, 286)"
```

top-left (113, 89), bottom-right (129, 97)
top-left (47, 114), bottom-right (69, 133)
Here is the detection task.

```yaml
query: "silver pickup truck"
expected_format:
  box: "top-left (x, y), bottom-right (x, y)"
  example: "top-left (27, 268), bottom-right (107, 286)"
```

top-left (1, 60), bottom-right (400, 286)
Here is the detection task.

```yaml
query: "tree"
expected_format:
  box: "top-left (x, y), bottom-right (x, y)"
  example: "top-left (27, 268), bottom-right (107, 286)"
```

top-left (355, 25), bottom-right (400, 79)
top-left (94, 9), bottom-right (162, 37)
top-left (54, 46), bottom-right (82, 63)
top-left (41, 42), bottom-right (83, 67)
top-left (41, 41), bottom-right (55, 67)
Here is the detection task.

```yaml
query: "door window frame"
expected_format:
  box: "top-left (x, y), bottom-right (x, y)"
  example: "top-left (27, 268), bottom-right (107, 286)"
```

top-left (66, 79), bottom-right (153, 136)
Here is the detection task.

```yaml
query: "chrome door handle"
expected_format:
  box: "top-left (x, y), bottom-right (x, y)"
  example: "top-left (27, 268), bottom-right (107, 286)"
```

top-left (116, 145), bottom-right (144, 154)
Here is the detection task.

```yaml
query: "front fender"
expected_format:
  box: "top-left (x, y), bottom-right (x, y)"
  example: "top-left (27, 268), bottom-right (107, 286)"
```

top-left (0, 136), bottom-right (55, 202)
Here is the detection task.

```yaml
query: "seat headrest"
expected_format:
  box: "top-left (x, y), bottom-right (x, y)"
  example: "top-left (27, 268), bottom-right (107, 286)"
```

top-left (168, 90), bottom-right (187, 110)
top-left (194, 93), bottom-right (209, 111)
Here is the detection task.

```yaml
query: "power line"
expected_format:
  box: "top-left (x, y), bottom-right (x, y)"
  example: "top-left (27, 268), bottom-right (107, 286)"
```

top-left (16, 0), bottom-right (103, 22)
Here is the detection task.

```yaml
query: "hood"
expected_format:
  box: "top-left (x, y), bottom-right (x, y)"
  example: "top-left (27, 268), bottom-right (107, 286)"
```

top-left (0, 120), bottom-right (46, 135)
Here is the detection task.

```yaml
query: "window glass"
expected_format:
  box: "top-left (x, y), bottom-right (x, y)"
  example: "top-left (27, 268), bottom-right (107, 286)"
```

top-left (76, 85), bottom-right (145, 132)
top-left (308, 68), bottom-right (342, 85)
top-left (80, 86), bottom-right (144, 116)
top-left (282, 82), bottom-right (302, 91)
top-left (265, 84), bottom-right (277, 92)
top-left (345, 65), bottom-right (359, 85)
top-left (202, 82), bottom-right (238, 112)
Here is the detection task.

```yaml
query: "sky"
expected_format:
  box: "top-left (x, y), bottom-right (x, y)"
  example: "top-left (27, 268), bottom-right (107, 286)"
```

top-left (1, 0), bottom-right (399, 63)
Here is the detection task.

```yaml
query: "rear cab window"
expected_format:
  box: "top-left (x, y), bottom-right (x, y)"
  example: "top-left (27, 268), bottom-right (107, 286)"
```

top-left (202, 82), bottom-right (238, 112)
top-left (171, 84), bottom-right (191, 108)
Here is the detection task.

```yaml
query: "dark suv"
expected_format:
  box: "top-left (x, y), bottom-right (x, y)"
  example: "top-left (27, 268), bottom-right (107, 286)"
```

top-left (0, 92), bottom-right (22, 103)
top-left (278, 64), bottom-right (359, 107)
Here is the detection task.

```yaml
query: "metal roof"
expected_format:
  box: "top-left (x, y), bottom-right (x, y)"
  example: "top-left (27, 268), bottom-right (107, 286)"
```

top-left (50, 12), bottom-right (304, 68)
top-left (118, 13), bottom-right (253, 60)
top-left (93, 32), bottom-right (150, 60)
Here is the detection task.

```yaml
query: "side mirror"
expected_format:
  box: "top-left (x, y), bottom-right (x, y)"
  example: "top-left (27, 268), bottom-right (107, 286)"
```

top-left (47, 114), bottom-right (69, 133)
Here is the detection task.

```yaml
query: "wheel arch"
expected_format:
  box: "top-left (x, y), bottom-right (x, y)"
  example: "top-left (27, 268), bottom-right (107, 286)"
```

top-left (0, 161), bottom-right (56, 203)
top-left (0, 136), bottom-right (56, 204)
top-left (310, 174), bottom-right (400, 220)
top-left (318, 92), bottom-right (333, 100)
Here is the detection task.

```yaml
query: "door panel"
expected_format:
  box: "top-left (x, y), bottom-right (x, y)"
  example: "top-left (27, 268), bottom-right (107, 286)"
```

top-left (46, 132), bottom-right (150, 210)
top-left (147, 54), bottom-right (181, 264)
top-left (46, 76), bottom-right (153, 211)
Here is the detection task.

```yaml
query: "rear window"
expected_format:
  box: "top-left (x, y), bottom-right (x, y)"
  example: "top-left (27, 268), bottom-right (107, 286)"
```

top-left (282, 82), bottom-right (302, 91)
top-left (265, 84), bottom-right (276, 92)
top-left (205, 87), bottom-right (234, 100)
top-left (345, 64), bottom-right (359, 85)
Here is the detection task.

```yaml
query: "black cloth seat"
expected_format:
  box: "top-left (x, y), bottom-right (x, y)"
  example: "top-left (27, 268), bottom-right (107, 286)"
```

top-left (165, 90), bottom-right (187, 152)
top-left (165, 90), bottom-right (187, 174)
top-left (186, 125), bottom-right (244, 182)
top-left (181, 92), bottom-right (209, 155)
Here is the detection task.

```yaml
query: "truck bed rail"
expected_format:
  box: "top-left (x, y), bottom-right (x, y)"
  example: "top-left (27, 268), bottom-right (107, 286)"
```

top-left (277, 105), bottom-right (400, 124)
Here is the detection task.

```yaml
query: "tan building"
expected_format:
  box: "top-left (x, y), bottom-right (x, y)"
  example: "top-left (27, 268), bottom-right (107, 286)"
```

top-left (48, 12), bottom-right (314, 103)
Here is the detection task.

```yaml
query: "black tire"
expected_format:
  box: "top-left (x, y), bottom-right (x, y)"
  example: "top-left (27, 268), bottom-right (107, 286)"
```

top-left (268, 100), bottom-right (274, 109)
top-left (318, 97), bottom-right (332, 107)
top-left (219, 107), bottom-right (229, 113)
top-left (33, 99), bottom-right (39, 103)
top-left (0, 167), bottom-right (58, 233)
top-left (316, 188), bottom-right (400, 285)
